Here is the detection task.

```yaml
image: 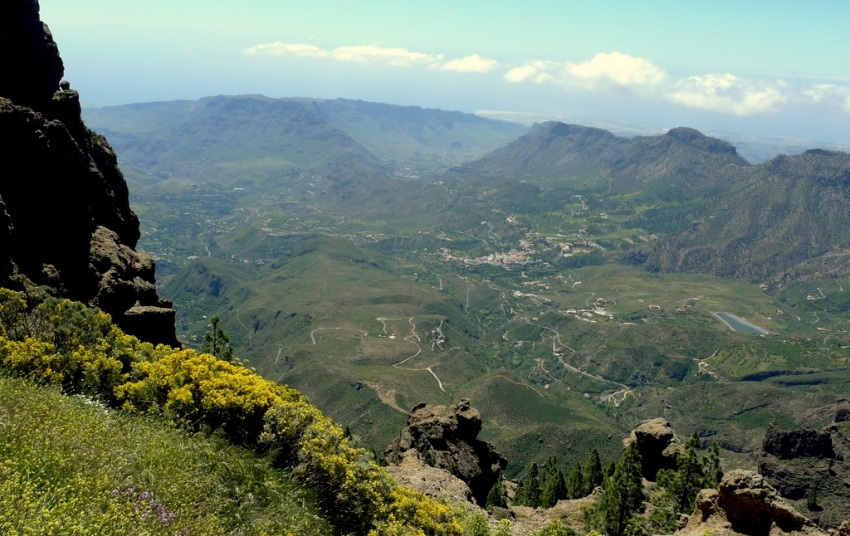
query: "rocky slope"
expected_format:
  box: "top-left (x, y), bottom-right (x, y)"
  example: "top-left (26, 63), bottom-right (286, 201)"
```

top-left (0, 0), bottom-right (177, 346)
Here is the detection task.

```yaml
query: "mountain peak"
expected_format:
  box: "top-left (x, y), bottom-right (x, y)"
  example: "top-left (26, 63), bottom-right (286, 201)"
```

top-left (536, 121), bottom-right (617, 140)
top-left (663, 127), bottom-right (739, 155)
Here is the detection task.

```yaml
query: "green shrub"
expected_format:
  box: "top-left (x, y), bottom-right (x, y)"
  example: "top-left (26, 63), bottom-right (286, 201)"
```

top-left (0, 289), bottom-right (467, 535)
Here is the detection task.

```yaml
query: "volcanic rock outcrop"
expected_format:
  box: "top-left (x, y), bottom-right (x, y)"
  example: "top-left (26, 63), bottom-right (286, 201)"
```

top-left (0, 0), bottom-right (177, 346)
top-left (385, 399), bottom-right (507, 506)
top-left (623, 417), bottom-right (684, 480)
top-left (758, 422), bottom-right (850, 528)
top-left (679, 470), bottom-right (828, 536)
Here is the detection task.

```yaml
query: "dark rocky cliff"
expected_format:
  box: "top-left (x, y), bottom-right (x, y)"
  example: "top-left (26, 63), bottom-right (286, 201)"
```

top-left (0, 0), bottom-right (178, 346)
top-left (758, 420), bottom-right (850, 529)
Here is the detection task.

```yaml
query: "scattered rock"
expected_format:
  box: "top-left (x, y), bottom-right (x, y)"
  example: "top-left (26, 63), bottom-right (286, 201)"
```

top-left (623, 417), bottom-right (683, 480)
top-left (385, 399), bottom-right (507, 506)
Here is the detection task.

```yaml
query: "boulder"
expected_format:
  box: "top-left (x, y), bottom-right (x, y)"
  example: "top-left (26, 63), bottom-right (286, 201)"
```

top-left (623, 417), bottom-right (684, 480)
top-left (385, 399), bottom-right (507, 507)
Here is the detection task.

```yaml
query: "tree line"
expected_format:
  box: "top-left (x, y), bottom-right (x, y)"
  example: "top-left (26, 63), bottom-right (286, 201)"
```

top-left (491, 432), bottom-right (723, 536)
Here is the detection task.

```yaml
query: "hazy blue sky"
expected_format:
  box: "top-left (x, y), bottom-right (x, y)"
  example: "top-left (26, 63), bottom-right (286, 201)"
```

top-left (40, 0), bottom-right (850, 143)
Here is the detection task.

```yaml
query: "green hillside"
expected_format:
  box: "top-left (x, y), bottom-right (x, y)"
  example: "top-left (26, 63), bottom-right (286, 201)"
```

top-left (82, 98), bottom-right (850, 478)
top-left (83, 95), bottom-right (527, 185)
top-left (0, 289), bottom-right (488, 535)
top-left (313, 98), bottom-right (528, 175)
top-left (642, 149), bottom-right (850, 282)
top-left (84, 95), bottom-right (389, 187)
top-left (0, 377), bottom-right (329, 535)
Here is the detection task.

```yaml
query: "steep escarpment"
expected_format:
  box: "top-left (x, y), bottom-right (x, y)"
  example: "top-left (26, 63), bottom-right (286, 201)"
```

top-left (0, 0), bottom-right (177, 346)
top-left (757, 421), bottom-right (850, 528)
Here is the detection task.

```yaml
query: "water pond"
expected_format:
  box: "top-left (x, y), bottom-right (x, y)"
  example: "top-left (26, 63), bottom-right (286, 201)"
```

top-left (715, 312), bottom-right (768, 335)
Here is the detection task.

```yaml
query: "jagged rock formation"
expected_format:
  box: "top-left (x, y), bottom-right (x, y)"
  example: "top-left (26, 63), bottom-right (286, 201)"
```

top-left (623, 417), bottom-right (684, 481)
top-left (758, 423), bottom-right (850, 529)
top-left (679, 470), bottom-right (828, 536)
top-left (0, 0), bottom-right (177, 346)
top-left (385, 399), bottom-right (507, 506)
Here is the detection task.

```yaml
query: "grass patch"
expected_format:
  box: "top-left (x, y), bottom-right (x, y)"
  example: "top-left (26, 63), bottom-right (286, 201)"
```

top-left (0, 376), bottom-right (329, 535)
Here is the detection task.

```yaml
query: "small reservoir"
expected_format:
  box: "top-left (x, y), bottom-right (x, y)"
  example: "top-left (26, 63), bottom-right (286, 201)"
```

top-left (715, 312), bottom-right (768, 335)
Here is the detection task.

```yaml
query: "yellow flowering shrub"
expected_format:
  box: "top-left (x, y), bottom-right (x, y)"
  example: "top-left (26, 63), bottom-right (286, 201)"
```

top-left (0, 289), bottom-right (471, 535)
top-left (369, 486), bottom-right (464, 536)
top-left (117, 349), bottom-right (283, 442)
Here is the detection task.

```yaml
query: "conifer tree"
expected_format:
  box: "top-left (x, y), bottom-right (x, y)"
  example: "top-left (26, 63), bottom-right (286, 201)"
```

top-left (606, 461), bottom-right (616, 478)
top-left (702, 441), bottom-right (723, 488)
top-left (486, 479), bottom-right (507, 509)
top-left (594, 442), bottom-right (645, 536)
top-left (201, 315), bottom-right (234, 362)
top-left (567, 462), bottom-right (584, 499)
top-left (527, 462), bottom-right (541, 508)
top-left (806, 482), bottom-right (821, 512)
top-left (583, 448), bottom-right (604, 495)
top-left (514, 480), bottom-right (528, 506)
top-left (540, 457), bottom-right (567, 508)
top-left (657, 432), bottom-right (705, 517)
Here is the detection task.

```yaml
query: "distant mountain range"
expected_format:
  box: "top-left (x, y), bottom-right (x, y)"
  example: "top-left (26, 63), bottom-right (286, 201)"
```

top-left (83, 95), bottom-right (527, 185)
top-left (446, 121), bottom-right (850, 283)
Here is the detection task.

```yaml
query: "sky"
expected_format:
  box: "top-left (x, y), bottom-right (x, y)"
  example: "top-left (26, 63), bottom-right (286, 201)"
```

top-left (40, 0), bottom-right (850, 145)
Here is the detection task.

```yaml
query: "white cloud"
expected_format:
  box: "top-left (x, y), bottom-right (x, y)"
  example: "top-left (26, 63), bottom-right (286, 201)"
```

top-left (802, 84), bottom-right (850, 111)
top-left (332, 45), bottom-right (441, 66)
top-left (504, 65), bottom-right (538, 83)
top-left (666, 74), bottom-right (788, 116)
top-left (535, 72), bottom-right (555, 84)
top-left (440, 54), bottom-right (498, 73)
top-left (504, 61), bottom-right (559, 83)
top-left (242, 42), bottom-right (324, 57)
top-left (565, 52), bottom-right (667, 87)
top-left (242, 42), bottom-right (442, 67)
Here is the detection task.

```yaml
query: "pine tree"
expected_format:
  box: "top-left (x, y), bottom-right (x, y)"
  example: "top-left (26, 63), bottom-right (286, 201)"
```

top-left (486, 479), bottom-right (507, 509)
top-left (659, 432), bottom-right (706, 516)
top-left (540, 460), bottom-right (567, 508)
top-left (527, 463), bottom-right (541, 508)
top-left (806, 482), bottom-right (821, 512)
top-left (201, 315), bottom-right (234, 362)
top-left (606, 461), bottom-right (616, 478)
top-left (594, 442), bottom-right (645, 536)
top-left (583, 448), bottom-right (604, 495)
top-left (702, 441), bottom-right (723, 488)
top-left (514, 480), bottom-right (528, 506)
top-left (567, 462), bottom-right (584, 499)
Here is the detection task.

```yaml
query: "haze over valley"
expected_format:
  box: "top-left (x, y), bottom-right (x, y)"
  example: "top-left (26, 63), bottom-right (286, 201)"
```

top-left (84, 94), bottom-right (850, 488)
top-left (4, 1), bottom-right (850, 533)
